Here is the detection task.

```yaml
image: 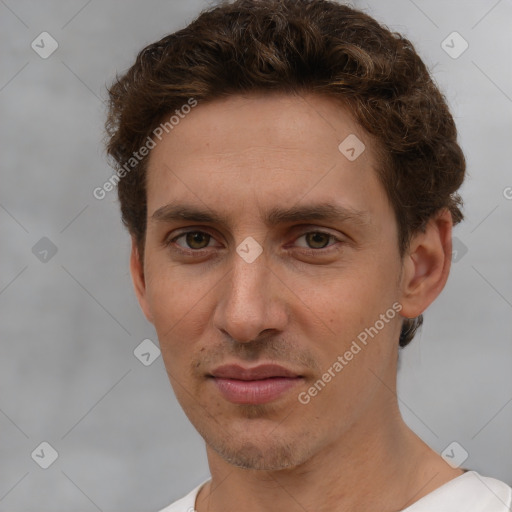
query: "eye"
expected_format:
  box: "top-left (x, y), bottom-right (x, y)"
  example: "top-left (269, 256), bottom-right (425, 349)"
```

top-left (165, 229), bottom-right (341, 255)
top-left (294, 231), bottom-right (339, 250)
top-left (169, 231), bottom-right (219, 251)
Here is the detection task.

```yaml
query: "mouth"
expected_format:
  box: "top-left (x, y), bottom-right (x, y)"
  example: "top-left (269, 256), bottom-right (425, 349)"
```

top-left (208, 364), bottom-right (304, 405)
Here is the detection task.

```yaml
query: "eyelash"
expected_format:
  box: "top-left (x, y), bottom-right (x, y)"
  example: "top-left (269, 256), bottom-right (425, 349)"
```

top-left (164, 229), bottom-right (343, 257)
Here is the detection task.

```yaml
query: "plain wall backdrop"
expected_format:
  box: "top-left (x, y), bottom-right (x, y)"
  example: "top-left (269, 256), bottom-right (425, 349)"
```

top-left (1, 0), bottom-right (511, 510)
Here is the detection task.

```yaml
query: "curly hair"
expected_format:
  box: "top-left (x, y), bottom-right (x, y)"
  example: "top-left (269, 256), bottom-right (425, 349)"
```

top-left (105, 0), bottom-right (466, 348)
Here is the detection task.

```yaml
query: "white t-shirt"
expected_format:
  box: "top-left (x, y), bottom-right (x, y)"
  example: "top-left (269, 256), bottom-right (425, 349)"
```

top-left (157, 471), bottom-right (512, 512)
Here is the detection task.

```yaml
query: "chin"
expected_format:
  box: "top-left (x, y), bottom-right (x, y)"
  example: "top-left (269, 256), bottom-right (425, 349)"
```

top-left (200, 419), bottom-right (318, 471)
top-left (212, 438), bottom-right (301, 470)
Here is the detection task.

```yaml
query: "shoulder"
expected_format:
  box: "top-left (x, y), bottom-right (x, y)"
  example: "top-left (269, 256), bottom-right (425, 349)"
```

top-left (156, 479), bottom-right (211, 512)
top-left (403, 471), bottom-right (512, 512)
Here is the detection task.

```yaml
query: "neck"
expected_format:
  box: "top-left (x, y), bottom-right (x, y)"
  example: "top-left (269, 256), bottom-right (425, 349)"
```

top-left (195, 395), bottom-right (464, 512)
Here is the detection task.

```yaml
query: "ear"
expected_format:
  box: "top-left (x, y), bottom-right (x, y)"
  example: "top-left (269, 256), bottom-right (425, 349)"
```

top-left (398, 209), bottom-right (453, 319)
top-left (129, 236), bottom-right (154, 324)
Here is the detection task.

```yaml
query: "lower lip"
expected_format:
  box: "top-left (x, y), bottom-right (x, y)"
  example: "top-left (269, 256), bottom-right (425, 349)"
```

top-left (211, 377), bottom-right (303, 404)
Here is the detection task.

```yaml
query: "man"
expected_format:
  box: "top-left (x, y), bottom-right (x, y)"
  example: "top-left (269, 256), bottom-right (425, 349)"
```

top-left (105, 0), bottom-right (512, 510)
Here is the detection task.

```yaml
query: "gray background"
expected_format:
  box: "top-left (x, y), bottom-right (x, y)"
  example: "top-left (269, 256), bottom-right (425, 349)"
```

top-left (0, 0), bottom-right (511, 510)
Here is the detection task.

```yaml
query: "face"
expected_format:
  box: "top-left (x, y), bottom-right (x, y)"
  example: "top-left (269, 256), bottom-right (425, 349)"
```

top-left (133, 92), bottom-right (412, 471)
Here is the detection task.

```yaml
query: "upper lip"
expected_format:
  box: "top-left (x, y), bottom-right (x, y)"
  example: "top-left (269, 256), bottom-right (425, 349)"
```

top-left (209, 364), bottom-right (302, 380)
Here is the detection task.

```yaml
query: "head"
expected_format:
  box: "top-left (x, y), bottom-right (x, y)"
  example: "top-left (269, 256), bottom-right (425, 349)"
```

top-left (105, 0), bottom-right (465, 470)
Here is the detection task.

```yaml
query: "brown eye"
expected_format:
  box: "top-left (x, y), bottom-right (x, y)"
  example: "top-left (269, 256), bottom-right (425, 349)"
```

top-left (180, 231), bottom-right (212, 250)
top-left (304, 232), bottom-right (331, 249)
top-left (166, 231), bottom-right (216, 252)
top-left (295, 231), bottom-right (338, 250)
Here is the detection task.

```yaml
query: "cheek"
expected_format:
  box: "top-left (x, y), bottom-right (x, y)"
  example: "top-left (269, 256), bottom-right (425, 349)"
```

top-left (305, 261), bottom-right (395, 326)
top-left (300, 260), bottom-right (401, 377)
top-left (143, 262), bottom-right (214, 360)
top-left (144, 254), bottom-right (199, 323)
top-left (143, 264), bottom-right (184, 340)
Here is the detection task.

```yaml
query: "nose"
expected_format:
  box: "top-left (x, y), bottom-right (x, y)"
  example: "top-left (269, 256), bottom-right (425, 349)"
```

top-left (212, 245), bottom-right (288, 344)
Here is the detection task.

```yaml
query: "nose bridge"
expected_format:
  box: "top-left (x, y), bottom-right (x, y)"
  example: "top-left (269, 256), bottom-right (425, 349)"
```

top-left (214, 239), bottom-right (280, 343)
top-left (229, 241), bottom-right (269, 314)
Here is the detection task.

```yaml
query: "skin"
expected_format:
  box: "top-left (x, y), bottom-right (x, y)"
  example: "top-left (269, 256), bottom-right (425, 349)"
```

top-left (130, 92), bottom-right (464, 512)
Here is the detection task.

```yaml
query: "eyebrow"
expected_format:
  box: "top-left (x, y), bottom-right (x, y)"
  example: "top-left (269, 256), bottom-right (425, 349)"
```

top-left (150, 201), bottom-right (371, 228)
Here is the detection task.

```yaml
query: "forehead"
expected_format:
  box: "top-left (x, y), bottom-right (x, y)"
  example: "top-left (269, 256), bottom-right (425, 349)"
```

top-left (145, 92), bottom-right (388, 225)
top-left (149, 91), bottom-right (373, 164)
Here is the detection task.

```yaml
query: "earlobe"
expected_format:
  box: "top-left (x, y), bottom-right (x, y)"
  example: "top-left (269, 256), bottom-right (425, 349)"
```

top-left (399, 209), bottom-right (453, 320)
top-left (129, 237), bottom-right (154, 324)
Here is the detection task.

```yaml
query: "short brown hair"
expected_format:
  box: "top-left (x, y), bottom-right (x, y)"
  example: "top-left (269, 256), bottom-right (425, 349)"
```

top-left (105, 0), bottom-right (466, 347)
